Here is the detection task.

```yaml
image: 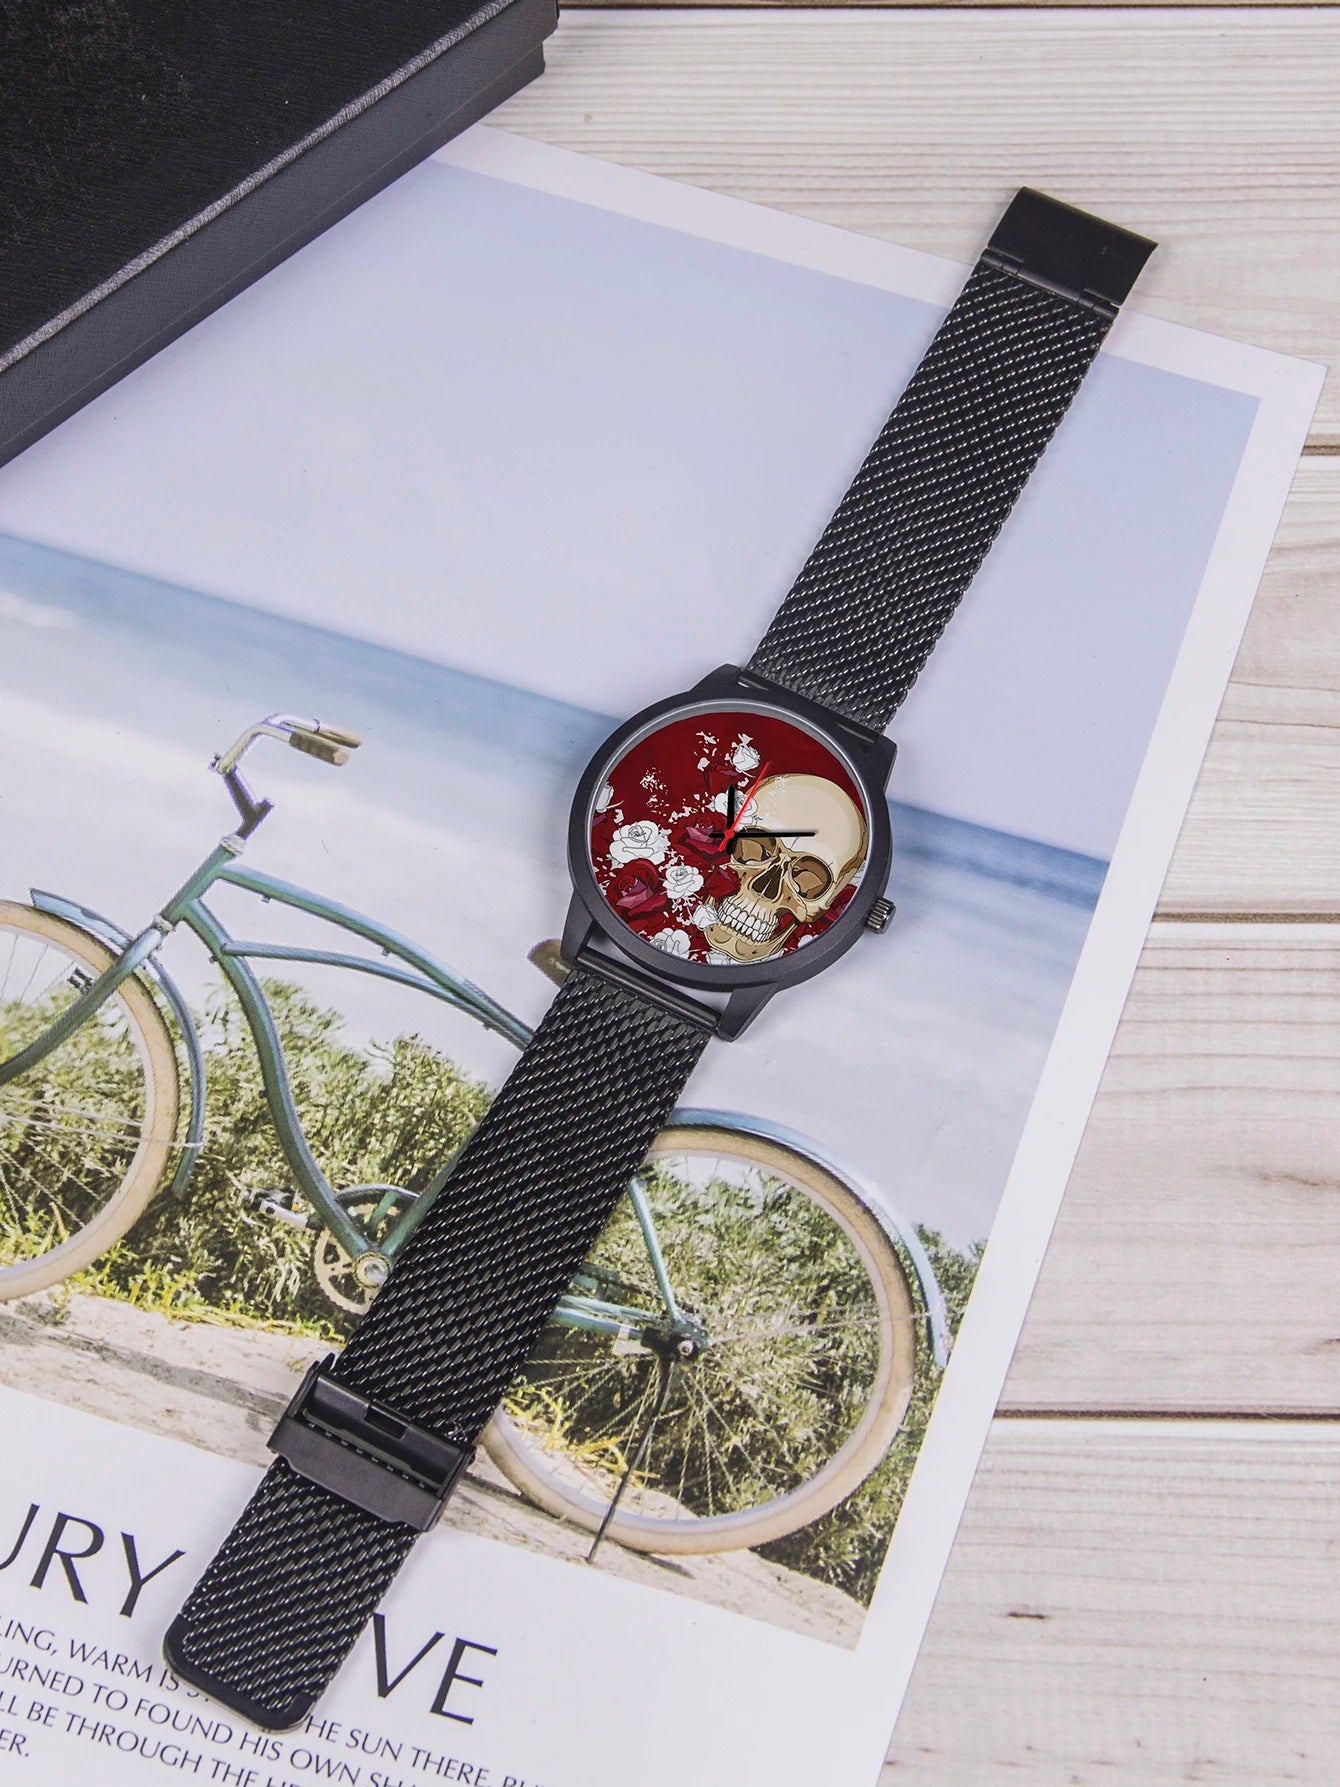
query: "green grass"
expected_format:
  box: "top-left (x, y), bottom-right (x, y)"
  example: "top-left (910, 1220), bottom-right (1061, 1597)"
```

top-left (80, 981), bottom-right (491, 1338)
top-left (756, 1229), bottom-right (980, 1605)
top-left (5, 974), bottom-right (980, 1605)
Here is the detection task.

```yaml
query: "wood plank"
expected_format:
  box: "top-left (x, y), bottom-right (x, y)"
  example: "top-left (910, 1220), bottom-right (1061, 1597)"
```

top-left (1003, 924), bottom-right (1340, 1415)
top-left (507, 20), bottom-right (1340, 914)
top-left (499, 18), bottom-right (1340, 914)
top-left (1158, 458), bottom-right (1340, 917)
top-left (884, 1418), bottom-right (1340, 1784)
top-left (497, 11), bottom-right (1339, 442)
top-left (492, 23), bottom-right (1340, 1772)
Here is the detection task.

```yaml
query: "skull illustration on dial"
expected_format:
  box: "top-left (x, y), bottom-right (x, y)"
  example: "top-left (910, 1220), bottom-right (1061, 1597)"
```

top-left (589, 708), bottom-right (871, 968)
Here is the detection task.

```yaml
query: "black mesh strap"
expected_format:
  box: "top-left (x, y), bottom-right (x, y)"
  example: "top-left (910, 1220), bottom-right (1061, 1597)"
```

top-left (165, 963), bottom-right (710, 1728)
top-left (164, 191), bottom-right (1153, 1730)
top-left (747, 189), bottom-right (1155, 730)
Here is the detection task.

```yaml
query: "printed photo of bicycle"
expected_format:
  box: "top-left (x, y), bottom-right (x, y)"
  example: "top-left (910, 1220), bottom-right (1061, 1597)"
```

top-left (0, 535), bottom-right (1116, 1643)
top-left (0, 700), bottom-right (947, 1579)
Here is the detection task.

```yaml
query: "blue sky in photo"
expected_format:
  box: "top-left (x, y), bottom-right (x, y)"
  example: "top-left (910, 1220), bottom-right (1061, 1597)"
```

top-left (2, 538), bottom-right (1101, 1247)
top-left (0, 161), bottom-right (1258, 861)
top-left (0, 149), bottom-right (1261, 1249)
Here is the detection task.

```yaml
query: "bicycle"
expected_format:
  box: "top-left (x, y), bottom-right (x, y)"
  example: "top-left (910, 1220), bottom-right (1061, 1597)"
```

top-left (0, 712), bottom-right (948, 1558)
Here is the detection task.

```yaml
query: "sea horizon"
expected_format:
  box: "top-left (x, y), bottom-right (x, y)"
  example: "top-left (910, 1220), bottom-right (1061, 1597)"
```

top-left (0, 532), bottom-right (1106, 1247)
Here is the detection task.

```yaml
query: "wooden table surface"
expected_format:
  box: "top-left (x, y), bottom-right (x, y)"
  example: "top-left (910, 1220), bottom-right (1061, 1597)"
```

top-left (494, 13), bottom-right (1339, 1783)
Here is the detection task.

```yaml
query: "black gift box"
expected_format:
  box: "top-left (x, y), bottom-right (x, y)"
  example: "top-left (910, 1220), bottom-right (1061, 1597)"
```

top-left (0, 0), bottom-right (556, 469)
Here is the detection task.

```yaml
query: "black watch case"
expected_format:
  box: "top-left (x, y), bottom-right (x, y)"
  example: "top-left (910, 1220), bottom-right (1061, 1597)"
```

top-left (564, 665), bottom-right (895, 1038)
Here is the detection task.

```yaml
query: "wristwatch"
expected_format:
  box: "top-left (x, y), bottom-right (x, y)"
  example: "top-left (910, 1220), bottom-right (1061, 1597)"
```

top-left (164, 188), bottom-right (1154, 1727)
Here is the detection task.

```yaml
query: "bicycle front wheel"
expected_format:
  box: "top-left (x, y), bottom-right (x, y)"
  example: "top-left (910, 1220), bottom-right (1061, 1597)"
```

top-left (0, 902), bottom-right (180, 1298)
top-left (482, 1123), bottom-right (918, 1556)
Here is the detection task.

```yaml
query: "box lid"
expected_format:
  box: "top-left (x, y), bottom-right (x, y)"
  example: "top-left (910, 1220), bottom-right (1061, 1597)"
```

top-left (0, 0), bottom-right (554, 465)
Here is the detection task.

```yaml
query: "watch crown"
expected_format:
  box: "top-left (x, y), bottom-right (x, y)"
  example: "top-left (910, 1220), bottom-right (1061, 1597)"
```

top-left (865, 896), bottom-right (896, 934)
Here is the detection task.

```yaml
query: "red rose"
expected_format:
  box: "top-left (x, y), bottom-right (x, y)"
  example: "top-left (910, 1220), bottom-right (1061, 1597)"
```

top-left (609, 858), bottom-right (667, 919)
top-left (699, 857), bottom-right (739, 900)
top-left (676, 814), bottom-right (730, 861)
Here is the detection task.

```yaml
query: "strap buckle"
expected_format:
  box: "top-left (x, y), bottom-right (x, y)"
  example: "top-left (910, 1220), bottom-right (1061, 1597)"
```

top-left (984, 188), bottom-right (1156, 318)
top-left (269, 1357), bottom-right (473, 1532)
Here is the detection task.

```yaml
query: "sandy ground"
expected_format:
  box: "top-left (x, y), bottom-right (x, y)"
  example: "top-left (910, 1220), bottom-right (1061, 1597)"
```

top-left (0, 1290), bottom-right (863, 1647)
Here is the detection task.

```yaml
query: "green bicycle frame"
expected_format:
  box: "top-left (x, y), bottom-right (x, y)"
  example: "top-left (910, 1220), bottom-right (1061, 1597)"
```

top-left (13, 811), bottom-right (950, 1360)
top-left (11, 838), bottom-right (695, 1348)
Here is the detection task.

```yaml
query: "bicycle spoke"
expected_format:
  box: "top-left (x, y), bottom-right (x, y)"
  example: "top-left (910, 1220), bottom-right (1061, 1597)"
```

top-left (0, 934), bottom-right (19, 1005)
top-left (707, 1311), bottom-right (883, 1346)
top-left (0, 1147), bottom-right (81, 1245)
top-left (13, 947), bottom-right (44, 1007)
top-left (0, 1096), bottom-right (145, 1140)
top-left (538, 1364), bottom-right (631, 1435)
top-left (0, 915), bottom-right (164, 1283)
top-left (514, 1359), bottom-right (642, 1452)
top-left (487, 1126), bottom-right (923, 1553)
top-left (577, 1376), bottom-right (662, 1463)
top-left (694, 1377), bottom-right (774, 1499)
top-left (0, 1146), bottom-right (36, 1227)
top-left (0, 1128), bottom-right (128, 1229)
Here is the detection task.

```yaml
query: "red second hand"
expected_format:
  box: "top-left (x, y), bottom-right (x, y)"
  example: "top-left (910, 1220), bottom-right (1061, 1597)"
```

top-left (722, 760), bottom-right (771, 843)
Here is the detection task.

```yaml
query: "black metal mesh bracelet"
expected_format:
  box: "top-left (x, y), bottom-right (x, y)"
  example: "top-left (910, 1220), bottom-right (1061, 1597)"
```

top-left (164, 963), bottom-right (711, 1728)
top-left (748, 189), bottom-right (1155, 730)
top-left (165, 187), bottom-right (1154, 1730)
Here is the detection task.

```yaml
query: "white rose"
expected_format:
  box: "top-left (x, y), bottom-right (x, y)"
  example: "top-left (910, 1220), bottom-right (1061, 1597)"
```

top-left (691, 902), bottom-right (717, 932)
top-left (595, 782), bottom-right (614, 814)
top-left (731, 738), bottom-right (760, 774)
top-left (650, 928), bottom-right (692, 958)
top-left (706, 948), bottom-right (740, 966)
top-left (609, 819), bottom-right (670, 866)
top-left (663, 863), bottom-right (703, 901)
top-left (711, 790), bottom-right (757, 824)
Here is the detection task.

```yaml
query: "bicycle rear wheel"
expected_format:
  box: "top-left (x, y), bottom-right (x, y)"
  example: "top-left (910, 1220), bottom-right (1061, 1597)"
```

top-left (0, 902), bottom-right (180, 1298)
top-left (482, 1123), bottom-right (918, 1556)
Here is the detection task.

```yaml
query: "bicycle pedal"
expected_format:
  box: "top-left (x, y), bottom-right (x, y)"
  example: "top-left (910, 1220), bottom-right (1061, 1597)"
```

top-left (256, 1195), bottom-right (308, 1230)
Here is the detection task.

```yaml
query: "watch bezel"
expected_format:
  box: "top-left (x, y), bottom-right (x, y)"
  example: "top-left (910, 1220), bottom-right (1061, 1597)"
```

top-left (567, 674), bottom-right (893, 995)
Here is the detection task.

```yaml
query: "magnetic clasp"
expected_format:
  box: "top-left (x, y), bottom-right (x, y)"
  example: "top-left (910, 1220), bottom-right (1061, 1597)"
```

top-left (268, 1357), bottom-right (473, 1532)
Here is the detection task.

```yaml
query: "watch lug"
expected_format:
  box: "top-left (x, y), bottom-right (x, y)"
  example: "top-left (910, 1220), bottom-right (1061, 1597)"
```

top-left (574, 941), bottom-right (721, 1035)
top-left (691, 663), bottom-right (746, 698)
top-left (731, 663), bottom-right (895, 766)
top-left (717, 981), bottom-right (778, 1040)
top-left (862, 732), bottom-right (898, 788)
top-left (560, 895), bottom-right (593, 967)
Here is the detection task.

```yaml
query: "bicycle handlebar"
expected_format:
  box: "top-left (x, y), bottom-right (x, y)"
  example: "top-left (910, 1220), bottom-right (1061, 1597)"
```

top-left (214, 714), bottom-right (363, 776)
top-left (212, 713), bottom-right (364, 839)
top-left (308, 722), bottom-right (363, 750)
top-left (289, 731), bottom-right (350, 767)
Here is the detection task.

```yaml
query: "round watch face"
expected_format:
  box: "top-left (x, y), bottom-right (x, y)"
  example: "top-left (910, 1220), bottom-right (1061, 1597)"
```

top-left (588, 706), bottom-right (872, 969)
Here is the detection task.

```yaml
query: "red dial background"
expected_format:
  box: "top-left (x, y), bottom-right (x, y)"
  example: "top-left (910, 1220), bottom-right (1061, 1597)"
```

top-left (589, 707), bottom-right (869, 967)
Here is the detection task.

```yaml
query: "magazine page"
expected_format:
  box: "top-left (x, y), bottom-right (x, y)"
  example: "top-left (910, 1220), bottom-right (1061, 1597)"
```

top-left (0, 127), bottom-right (1322, 1786)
